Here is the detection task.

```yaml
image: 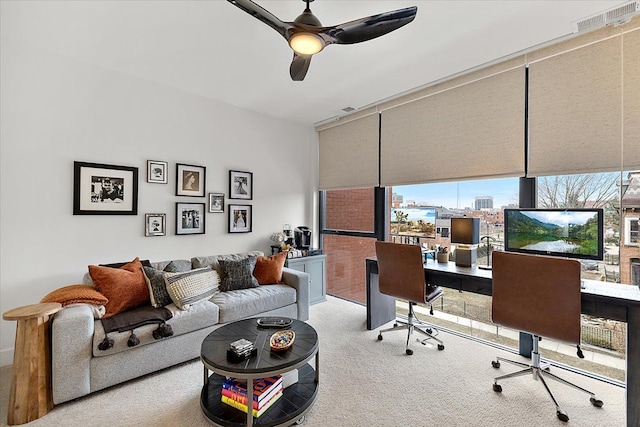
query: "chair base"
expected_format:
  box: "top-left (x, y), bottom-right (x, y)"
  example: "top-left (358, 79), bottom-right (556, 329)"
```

top-left (491, 336), bottom-right (603, 422)
top-left (377, 301), bottom-right (444, 355)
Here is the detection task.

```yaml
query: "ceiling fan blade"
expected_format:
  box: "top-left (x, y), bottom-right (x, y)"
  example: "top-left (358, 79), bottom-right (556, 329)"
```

top-left (323, 6), bottom-right (417, 45)
top-left (227, 0), bottom-right (293, 38)
top-left (290, 53), bottom-right (312, 81)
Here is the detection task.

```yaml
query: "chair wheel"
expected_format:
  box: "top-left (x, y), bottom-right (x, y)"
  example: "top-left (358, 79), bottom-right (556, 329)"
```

top-left (426, 328), bottom-right (433, 334)
top-left (493, 383), bottom-right (502, 393)
top-left (378, 334), bottom-right (383, 341)
top-left (491, 361), bottom-right (500, 369)
top-left (406, 348), bottom-right (413, 355)
top-left (590, 397), bottom-right (604, 407)
top-left (437, 344), bottom-right (444, 350)
top-left (394, 322), bottom-right (399, 327)
top-left (556, 410), bottom-right (569, 422)
top-left (294, 415), bottom-right (305, 424)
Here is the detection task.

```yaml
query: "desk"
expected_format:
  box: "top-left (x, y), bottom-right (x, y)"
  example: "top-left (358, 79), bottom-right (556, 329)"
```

top-left (365, 257), bottom-right (640, 427)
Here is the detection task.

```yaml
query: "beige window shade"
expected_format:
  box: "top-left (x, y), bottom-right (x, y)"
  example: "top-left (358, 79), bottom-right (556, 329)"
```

top-left (624, 28), bottom-right (640, 171)
top-left (317, 111), bottom-right (379, 190)
top-left (528, 35), bottom-right (623, 176)
top-left (379, 66), bottom-right (525, 186)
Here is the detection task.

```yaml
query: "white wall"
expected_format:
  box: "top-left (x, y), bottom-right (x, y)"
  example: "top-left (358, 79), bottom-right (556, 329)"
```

top-left (0, 38), bottom-right (318, 366)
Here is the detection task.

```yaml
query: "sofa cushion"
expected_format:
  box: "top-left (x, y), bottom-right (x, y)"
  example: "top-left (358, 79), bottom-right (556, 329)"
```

top-left (218, 257), bottom-right (259, 291)
top-left (40, 284), bottom-right (108, 307)
top-left (164, 267), bottom-right (220, 310)
top-left (150, 259), bottom-right (192, 272)
top-left (191, 251), bottom-right (263, 275)
top-left (163, 259), bottom-right (192, 272)
top-left (210, 284), bottom-right (296, 323)
top-left (92, 301), bottom-right (219, 357)
top-left (253, 252), bottom-right (287, 285)
top-left (89, 258), bottom-right (150, 318)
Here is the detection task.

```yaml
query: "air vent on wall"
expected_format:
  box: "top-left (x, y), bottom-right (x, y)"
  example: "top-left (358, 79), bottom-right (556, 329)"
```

top-left (572, 1), bottom-right (640, 33)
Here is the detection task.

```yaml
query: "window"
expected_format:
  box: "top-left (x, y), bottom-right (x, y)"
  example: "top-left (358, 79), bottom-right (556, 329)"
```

top-left (625, 218), bottom-right (639, 246)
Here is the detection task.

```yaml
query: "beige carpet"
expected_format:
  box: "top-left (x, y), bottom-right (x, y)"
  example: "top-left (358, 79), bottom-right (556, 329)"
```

top-left (0, 296), bottom-right (626, 427)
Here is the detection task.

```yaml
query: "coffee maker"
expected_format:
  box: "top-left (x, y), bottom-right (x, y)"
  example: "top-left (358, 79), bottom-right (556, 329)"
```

top-left (294, 226), bottom-right (311, 249)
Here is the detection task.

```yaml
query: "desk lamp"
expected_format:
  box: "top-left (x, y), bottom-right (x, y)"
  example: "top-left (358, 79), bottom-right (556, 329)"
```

top-left (451, 217), bottom-right (480, 267)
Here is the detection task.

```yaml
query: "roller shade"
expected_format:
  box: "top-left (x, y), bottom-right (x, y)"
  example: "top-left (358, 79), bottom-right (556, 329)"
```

top-left (379, 63), bottom-right (526, 186)
top-left (528, 36), bottom-right (623, 176)
top-left (624, 28), bottom-right (640, 170)
top-left (317, 111), bottom-right (379, 190)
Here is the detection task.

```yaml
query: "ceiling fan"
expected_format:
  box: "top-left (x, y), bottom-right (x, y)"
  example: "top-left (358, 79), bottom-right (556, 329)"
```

top-left (227, 0), bottom-right (418, 81)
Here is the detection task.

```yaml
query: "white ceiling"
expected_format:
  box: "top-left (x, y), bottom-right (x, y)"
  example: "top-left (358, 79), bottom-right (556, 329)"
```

top-left (0, 0), bottom-right (626, 127)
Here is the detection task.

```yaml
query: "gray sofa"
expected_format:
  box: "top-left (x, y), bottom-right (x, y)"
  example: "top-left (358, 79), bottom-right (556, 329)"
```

top-left (51, 251), bottom-right (310, 405)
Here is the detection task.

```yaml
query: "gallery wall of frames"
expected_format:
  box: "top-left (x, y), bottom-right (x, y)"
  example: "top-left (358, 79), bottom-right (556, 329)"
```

top-left (73, 160), bottom-right (254, 236)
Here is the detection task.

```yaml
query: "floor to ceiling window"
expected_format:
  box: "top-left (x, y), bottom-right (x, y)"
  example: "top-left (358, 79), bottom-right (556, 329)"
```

top-left (321, 171), bottom-right (639, 383)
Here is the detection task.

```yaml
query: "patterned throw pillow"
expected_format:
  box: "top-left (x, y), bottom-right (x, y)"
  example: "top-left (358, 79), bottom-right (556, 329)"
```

top-left (164, 267), bottom-right (220, 310)
top-left (143, 266), bottom-right (173, 308)
top-left (218, 257), bottom-right (260, 291)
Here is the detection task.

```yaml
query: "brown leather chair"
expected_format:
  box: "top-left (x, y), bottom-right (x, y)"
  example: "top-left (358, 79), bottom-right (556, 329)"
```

top-left (491, 251), bottom-right (603, 422)
top-left (375, 241), bottom-right (445, 355)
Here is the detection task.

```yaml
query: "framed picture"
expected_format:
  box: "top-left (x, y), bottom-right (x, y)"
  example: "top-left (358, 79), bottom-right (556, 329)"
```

top-left (228, 204), bottom-right (252, 233)
top-left (176, 202), bottom-right (205, 235)
top-left (176, 163), bottom-right (206, 197)
top-left (208, 192), bottom-right (225, 213)
top-left (229, 170), bottom-right (253, 200)
top-left (147, 160), bottom-right (168, 184)
top-left (145, 213), bottom-right (166, 236)
top-left (73, 161), bottom-right (138, 215)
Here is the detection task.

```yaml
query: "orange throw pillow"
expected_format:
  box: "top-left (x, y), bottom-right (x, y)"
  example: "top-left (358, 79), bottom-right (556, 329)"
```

top-left (41, 284), bottom-right (108, 307)
top-left (89, 257), bottom-right (149, 318)
top-left (253, 252), bottom-right (287, 285)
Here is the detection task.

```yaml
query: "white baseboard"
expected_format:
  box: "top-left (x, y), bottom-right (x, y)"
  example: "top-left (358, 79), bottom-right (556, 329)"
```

top-left (0, 348), bottom-right (14, 367)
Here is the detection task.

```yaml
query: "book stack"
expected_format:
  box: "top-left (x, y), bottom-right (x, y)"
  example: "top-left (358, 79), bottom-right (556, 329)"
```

top-left (221, 375), bottom-right (283, 418)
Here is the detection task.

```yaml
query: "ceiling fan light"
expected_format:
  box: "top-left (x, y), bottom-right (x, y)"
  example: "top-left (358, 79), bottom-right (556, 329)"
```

top-left (289, 33), bottom-right (324, 55)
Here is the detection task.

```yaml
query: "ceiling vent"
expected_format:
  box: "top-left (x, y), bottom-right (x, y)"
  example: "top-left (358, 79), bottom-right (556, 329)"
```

top-left (341, 107), bottom-right (356, 113)
top-left (572, 1), bottom-right (640, 33)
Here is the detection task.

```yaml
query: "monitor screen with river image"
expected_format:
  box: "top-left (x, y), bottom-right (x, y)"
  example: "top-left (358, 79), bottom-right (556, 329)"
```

top-left (504, 208), bottom-right (604, 261)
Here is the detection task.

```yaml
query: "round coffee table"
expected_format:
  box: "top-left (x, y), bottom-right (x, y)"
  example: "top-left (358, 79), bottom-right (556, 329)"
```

top-left (200, 318), bottom-right (319, 427)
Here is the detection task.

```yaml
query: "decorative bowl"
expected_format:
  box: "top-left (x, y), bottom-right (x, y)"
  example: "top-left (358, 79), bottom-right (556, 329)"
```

top-left (270, 330), bottom-right (295, 352)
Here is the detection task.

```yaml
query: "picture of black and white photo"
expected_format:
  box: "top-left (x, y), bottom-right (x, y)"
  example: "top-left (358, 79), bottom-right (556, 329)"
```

top-left (145, 213), bottom-right (166, 237)
top-left (208, 192), bottom-right (225, 213)
top-left (91, 176), bottom-right (124, 203)
top-left (229, 170), bottom-right (253, 200)
top-left (147, 160), bottom-right (168, 184)
top-left (73, 161), bottom-right (138, 215)
top-left (228, 204), bottom-right (252, 233)
top-left (181, 209), bottom-right (200, 229)
top-left (176, 202), bottom-right (205, 235)
top-left (176, 163), bottom-right (206, 197)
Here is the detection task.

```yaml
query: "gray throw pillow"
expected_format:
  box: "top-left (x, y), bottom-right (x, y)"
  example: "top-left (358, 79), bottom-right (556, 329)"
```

top-left (218, 257), bottom-right (259, 292)
top-left (143, 266), bottom-right (173, 308)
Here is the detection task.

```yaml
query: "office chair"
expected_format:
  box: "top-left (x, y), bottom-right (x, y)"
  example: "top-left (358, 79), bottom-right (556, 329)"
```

top-left (375, 241), bottom-right (445, 355)
top-left (490, 251), bottom-right (603, 422)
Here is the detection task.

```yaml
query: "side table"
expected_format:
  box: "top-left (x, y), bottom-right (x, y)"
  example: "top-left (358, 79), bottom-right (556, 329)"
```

top-left (3, 302), bottom-right (62, 425)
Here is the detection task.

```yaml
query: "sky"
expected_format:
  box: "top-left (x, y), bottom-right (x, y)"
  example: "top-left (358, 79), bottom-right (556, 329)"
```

top-left (394, 177), bottom-right (519, 210)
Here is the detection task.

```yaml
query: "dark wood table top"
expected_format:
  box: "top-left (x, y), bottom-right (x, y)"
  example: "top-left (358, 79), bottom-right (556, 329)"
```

top-left (201, 318), bottom-right (318, 377)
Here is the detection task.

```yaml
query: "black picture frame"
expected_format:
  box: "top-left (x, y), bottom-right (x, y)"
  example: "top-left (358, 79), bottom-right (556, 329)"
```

top-left (176, 202), bottom-right (205, 235)
top-left (176, 163), bottom-right (206, 197)
top-left (229, 170), bottom-right (253, 200)
top-left (208, 193), bottom-right (225, 213)
top-left (73, 161), bottom-right (138, 215)
top-left (147, 160), bottom-right (168, 184)
top-left (228, 204), bottom-right (252, 233)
